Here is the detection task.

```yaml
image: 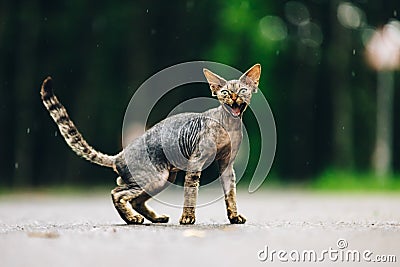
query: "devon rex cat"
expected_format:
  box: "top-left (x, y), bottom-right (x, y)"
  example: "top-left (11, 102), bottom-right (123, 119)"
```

top-left (40, 64), bottom-right (261, 225)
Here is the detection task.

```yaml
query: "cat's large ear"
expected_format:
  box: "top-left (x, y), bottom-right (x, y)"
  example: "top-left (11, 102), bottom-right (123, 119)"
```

top-left (203, 68), bottom-right (227, 96)
top-left (239, 64), bottom-right (261, 93)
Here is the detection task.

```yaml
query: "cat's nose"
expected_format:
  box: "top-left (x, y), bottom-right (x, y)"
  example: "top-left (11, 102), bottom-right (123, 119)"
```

top-left (231, 93), bottom-right (238, 101)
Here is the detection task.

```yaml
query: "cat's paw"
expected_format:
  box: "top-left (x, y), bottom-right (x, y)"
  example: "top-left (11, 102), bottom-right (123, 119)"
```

top-left (126, 214), bottom-right (144, 225)
top-left (229, 214), bottom-right (246, 224)
top-left (179, 215), bottom-right (196, 225)
top-left (152, 215), bottom-right (169, 223)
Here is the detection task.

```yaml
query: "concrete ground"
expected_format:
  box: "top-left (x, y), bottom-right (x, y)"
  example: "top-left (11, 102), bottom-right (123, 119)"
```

top-left (0, 189), bottom-right (399, 267)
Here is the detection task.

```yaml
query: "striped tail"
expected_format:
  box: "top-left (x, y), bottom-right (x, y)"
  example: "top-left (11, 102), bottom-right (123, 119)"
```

top-left (40, 76), bottom-right (117, 168)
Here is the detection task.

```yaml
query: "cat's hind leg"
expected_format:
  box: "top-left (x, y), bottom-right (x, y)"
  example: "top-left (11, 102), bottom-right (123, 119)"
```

top-left (111, 184), bottom-right (144, 224)
top-left (130, 171), bottom-right (177, 223)
top-left (130, 193), bottom-right (169, 223)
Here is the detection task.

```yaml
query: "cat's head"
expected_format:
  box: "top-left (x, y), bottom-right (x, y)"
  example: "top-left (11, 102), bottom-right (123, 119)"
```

top-left (203, 64), bottom-right (261, 118)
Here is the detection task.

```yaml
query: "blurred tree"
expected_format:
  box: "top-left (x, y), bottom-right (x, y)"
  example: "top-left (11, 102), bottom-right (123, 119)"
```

top-left (372, 70), bottom-right (394, 179)
top-left (366, 21), bottom-right (400, 179)
top-left (12, 0), bottom-right (41, 186)
top-left (328, 0), bottom-right (355, 171)
top-left (0, 0), bottom-right (15, 187)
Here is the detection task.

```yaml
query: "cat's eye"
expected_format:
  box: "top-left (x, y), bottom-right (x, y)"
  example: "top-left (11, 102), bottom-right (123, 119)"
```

top-left (239, 88), bottom-right (247, 94)
top-left (220, 90), bottom-right (229, 96)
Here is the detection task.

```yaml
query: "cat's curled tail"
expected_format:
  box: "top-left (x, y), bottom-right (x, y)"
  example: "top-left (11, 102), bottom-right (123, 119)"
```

top-left (40, 77), bottom-right (118, 168)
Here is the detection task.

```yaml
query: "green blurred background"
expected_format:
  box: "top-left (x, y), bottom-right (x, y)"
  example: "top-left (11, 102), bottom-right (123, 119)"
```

top-left (1, 0), bottom-right (400, 191)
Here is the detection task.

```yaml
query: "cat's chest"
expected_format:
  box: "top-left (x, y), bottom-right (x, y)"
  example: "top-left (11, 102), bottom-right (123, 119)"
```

top-left (227, 128), bottom-right (242, 149)
top-left (215, 126), bottom-right (242, 157)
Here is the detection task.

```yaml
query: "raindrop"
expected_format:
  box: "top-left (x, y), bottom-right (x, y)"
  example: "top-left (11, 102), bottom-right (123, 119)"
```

top-left (259, 16), bottom-right (287, 41)
top-left (353, 49), bottom-right (356, 55)
top-left (146, 9), bottom-right (149, 13)
top-left (15, 162), bottom-right (19, 169)
top-left (276, 50), bottom-right (280, 55)
top-left (394, 10), bottom-right (397, 17)
top-left (351, 71), bottom-right (356, 77)
top-left (285, 1), bottom-right (310, 26)
top-left (54, 131), bottom-right (58, 137)
top-left (26, 128), bottom-right (30, 134)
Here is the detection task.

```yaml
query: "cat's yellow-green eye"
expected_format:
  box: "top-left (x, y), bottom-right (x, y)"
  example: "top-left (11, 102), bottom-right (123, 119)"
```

top-left (239, 88), bottom-right (247, 94)
top-left (220, 89), bottom-right (229, 96)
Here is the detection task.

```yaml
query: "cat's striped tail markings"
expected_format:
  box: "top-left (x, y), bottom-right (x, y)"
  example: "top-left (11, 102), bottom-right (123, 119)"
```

top-left (40, 76), bottom-right (118, 168)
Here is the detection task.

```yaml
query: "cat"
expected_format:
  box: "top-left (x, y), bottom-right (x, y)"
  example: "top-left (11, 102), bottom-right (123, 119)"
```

top-left (40, 64), bottom-right (261, 224)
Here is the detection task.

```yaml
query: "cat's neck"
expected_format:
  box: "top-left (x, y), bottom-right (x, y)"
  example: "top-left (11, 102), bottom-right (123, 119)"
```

top-left (205, 105), bottom-right (242, 130)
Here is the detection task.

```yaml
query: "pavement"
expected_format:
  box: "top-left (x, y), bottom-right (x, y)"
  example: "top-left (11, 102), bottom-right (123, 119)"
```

top-left (0, 188), bottom-right (399, 267)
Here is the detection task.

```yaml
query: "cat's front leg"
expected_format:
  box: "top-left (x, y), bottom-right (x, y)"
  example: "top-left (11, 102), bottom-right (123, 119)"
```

top-left (179, 171), bottom-right (200, 224)
top-left (219, 163), bottom-right (246, 224)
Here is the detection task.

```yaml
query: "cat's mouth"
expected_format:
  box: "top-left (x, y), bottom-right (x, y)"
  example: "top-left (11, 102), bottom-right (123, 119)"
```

top-left (224, 102), bottom-right (247, 117)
